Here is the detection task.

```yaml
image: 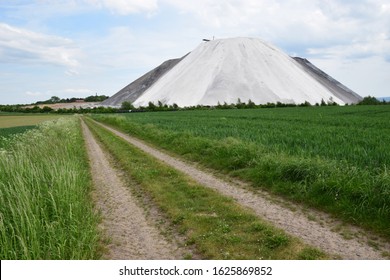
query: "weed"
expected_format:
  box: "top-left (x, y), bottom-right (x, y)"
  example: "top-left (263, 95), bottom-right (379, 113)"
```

top-left (298, 248), bottom-right (326, 260)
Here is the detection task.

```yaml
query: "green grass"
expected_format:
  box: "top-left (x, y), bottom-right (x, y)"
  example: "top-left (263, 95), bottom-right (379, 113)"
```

top-left (0, 126), bottom-right (36, 148)
top-left (85, 118), bottom-right (326, 260)
top-left (93, 106), bottom-right (390, 169)
top-left (0, 117), bottom-right (100, 259)
top-left (90, 106), bottom-right (390, 239)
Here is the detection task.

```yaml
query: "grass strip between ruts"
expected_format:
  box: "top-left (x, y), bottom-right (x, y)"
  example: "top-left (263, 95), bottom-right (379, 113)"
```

top-left (85, 118), bottom-right (326, 260)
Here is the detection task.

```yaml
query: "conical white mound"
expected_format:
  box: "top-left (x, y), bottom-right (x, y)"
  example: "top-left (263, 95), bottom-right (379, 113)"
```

top-left (133, 37), bottom-right (353, 107)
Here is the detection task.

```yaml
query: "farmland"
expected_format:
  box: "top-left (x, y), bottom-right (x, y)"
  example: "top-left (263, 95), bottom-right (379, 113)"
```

top-left (91, 105), bottom-right (390, 239)
top-left (1, 106), bottom-right (389, 260)
top-left (85, 118), bottom-right (325, 259)
top-left (0, 113), bottom-right (327, 259)
top-left (0, 114), bottom-right (64, 148)
top-left (0, 114), bottom-right (61, 128)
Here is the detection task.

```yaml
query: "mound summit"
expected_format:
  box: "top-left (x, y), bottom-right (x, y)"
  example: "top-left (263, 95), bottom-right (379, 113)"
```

top-left (103, 37), bottom-right (362, 107)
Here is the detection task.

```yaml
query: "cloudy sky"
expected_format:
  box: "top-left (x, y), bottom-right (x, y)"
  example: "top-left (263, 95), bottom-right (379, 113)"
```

top-left (0, 0), bottom-right (389, 104)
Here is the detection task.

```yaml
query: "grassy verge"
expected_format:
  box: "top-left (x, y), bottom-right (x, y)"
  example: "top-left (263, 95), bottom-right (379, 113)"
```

top-left (85, 117), bottom-right (326, 260)
top-left (0, 117), bottom-right (100, 259)
top-left (90, 112), bottom-right (390, 239)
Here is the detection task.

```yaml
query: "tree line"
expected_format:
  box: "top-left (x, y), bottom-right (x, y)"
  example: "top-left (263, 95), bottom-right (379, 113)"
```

top-left (0, 96), bottom-right (388, 114)
top-left (35, 95), bottom-right (109, 105)
top-left (119, 96), bottom-right (389, 112)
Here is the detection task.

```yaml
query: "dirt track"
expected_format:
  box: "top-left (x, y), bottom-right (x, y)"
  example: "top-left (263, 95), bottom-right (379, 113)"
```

top-left (81, 120), bottom-right (183, 259)
top-left (92, 120), bottom-right (390, 260)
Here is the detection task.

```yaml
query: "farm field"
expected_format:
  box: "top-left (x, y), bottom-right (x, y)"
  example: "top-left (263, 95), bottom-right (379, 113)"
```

top-left (94, 106), bottom-right (390, 169)
top-left (1, 113), bottom-right (327, 259)
top-left (0, 114), bottom-right (62, 128)
top-left (0, 114), bottom-right (64, 148)
top-left (84, 118), bottom-right (327, 259)
top-left (91, 105), bottom-right (390, 239)
top-left (2, 107), bottom-right (389, 260)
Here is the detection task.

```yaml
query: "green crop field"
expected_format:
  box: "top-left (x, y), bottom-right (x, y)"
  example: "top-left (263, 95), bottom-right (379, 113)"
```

top-left (96, 106), bottom-right (390, 170)
top-left (91, 105), bottom-right (390, 239)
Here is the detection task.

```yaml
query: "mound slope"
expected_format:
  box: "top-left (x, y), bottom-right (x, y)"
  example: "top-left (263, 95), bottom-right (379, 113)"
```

top-left (101, 55), bottom-right (187, 106)
top-left (293, 57), bottom-right (362, 104)
top-left (104, 37), bottom-right (362, 107)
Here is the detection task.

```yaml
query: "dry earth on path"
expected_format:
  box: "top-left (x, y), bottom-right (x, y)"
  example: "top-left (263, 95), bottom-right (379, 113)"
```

top-left (94, 120), bottom-right (390, 260)
top-left (81, 120), bottom-right (185, 259)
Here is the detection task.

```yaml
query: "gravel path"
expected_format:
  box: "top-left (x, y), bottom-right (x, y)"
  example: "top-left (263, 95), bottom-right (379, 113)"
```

top-left (81, 120), bottom-right (183, 259)
top-left (94, 120), bottom-right (389, 260)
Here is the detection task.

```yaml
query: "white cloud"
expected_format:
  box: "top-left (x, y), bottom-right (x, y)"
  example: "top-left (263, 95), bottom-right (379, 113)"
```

top-left (2, 0), bottom-right (390, 104)
top-left (85, 0), bottom-right (158, 15)
top-left (25, 88), bottom-right (93, 98)
top-left (43, 88), bottom-right (95, 97)
top-left (63, 88), bottom-right (94, 94)
top-left (308, 36), bottom-right (390, 61)
top-left (65, 69), bottom-right (80, 76)
top-left (25, 91), bottom-right (45, 97)
top-left (83, 26), bottom-right (188, 71)
top-left (0, 23), bottom-right (81, 67)
top-left (311, 55), bottom-right (390, 98)
top-left (163, 1), bottom-right (390, 53)
top-left (2, 0), bottom-right (158, 20)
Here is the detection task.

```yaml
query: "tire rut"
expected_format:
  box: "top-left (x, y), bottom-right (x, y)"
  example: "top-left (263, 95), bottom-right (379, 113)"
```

top-left (81, 120), bottom-right (183, 260)
top-left (92, 120), bottom-right (390, 260)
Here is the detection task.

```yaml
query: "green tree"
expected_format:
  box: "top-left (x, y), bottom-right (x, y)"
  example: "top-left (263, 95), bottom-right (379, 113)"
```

top-left (247, 99), bottom-right (256, 108)
top-left (41, 106), bottom-right (53, 113)
top-left (120, 101), bottom-right (134, 111)
top-left (50, 96), bottom-right (61, 103)
top-left (147, 102), bottom-right (157, 111)
top-left (358, 96), bottom-right (381, 105)
top-left (85, 95), bottom-right (109, 102)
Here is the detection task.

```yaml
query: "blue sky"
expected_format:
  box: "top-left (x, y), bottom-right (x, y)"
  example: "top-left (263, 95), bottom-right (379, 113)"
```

top-left (0, 0), bottom-right (389, 104)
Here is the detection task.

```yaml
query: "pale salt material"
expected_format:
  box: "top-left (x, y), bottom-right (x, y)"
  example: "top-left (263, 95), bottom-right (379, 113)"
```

top-left (133, 37), bottom-right (349, 107)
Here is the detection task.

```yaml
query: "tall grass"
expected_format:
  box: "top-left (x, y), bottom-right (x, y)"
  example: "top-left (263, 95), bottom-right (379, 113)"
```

top-left (0, 117), bottom-right (100, 259)
top-left (90, 106), bottom-right (390, 239)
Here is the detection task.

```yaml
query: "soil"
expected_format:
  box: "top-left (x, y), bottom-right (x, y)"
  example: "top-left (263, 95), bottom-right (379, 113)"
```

top-left (93, 120), bottom-right (390, 260)
top-left (81, 120), bottom-right (184, 259)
